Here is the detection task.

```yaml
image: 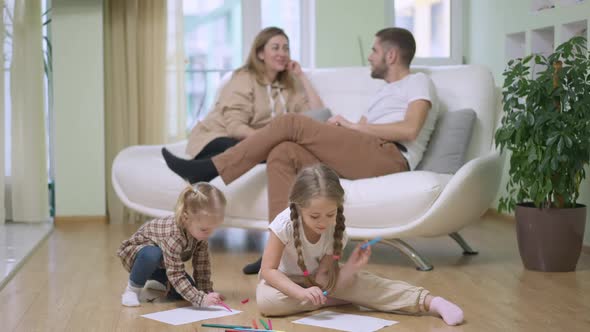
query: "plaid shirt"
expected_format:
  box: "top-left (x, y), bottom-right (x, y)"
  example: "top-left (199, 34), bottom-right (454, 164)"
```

top-left (117, 216), bottom-right (213, 306)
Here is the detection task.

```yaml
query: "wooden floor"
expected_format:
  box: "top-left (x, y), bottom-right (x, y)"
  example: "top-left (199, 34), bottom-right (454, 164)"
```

top-left (1, 215), bottom-right (589, 332)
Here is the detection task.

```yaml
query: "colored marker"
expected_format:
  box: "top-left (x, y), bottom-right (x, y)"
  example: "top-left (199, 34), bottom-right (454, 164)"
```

top-left (259, 318), bottom-right (269, 330)
top-left (268, 319), bottom-right (272, 330)
top-left (226, 330), bottom-right (286, 332)
top-left (219, 300), bottom-right (232, 312)
top-left (252, 319), bottom-right (258, 329)
top-left (361, 236), bottom-right (382, 249)
top-left (300, 290), bottom-right (329, 305)
top-left (233, 329), bottom-right (286, 332)
top-left (202, 323), bottom-right (251, 329)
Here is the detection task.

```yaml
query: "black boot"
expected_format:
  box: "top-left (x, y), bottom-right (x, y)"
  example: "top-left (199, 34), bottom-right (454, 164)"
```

top-left (242, 257), bottom-right (262, 275)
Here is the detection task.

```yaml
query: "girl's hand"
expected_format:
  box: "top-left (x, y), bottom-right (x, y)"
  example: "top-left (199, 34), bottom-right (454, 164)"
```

top-left (344, 243), bottom-right (371, 271)
top-left (287, 60), bottom-right (303, 77)
top-left (203, 292), bottom-right (225, 306)
top-left (298, 286), bottom-right (327, 306)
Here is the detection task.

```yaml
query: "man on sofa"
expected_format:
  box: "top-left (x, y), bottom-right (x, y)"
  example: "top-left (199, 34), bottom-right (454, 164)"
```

top-left (162, 27), bottom-right (439, 274)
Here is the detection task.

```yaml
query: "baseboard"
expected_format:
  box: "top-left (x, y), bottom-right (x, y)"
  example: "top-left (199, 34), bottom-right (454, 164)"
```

top-left (54, 215), bottom-right (108, 226)
top-left (484, 208), bottom-right (515, 222)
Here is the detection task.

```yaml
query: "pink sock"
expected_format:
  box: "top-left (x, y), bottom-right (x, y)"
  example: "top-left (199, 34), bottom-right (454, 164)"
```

top-left (428, 297), bottom-right (464, 325)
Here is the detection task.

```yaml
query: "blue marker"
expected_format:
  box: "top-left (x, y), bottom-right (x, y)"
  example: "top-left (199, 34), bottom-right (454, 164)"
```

top-left (361, 237), bottom-right (382, 249)
top-left (323, 290), bottom-right (328, 296)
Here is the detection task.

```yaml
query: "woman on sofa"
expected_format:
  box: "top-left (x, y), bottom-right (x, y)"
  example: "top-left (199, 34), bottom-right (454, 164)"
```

top-left (183, 26), bottom-right (324, 162)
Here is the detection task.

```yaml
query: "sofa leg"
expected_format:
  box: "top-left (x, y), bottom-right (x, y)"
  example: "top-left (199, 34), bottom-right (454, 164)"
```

top-left (449, 232), bottom-right (478, 255)
top-left (382, 239), bottom-right (433, 271)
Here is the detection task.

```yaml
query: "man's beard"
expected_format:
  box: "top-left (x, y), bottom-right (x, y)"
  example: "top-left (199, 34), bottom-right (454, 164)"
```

top-left (370, 59), bottom-right (388, 79)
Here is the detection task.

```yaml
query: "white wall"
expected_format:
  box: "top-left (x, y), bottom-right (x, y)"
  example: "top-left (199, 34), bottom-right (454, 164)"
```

top-left (53, 0), bottom-right (105, 217)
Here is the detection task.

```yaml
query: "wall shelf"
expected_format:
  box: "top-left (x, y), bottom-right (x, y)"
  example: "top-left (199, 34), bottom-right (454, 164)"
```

top-left (505, 32), bottom-right (527, 61)
top-left (559, 19), bottom-right (588, 45)
top-left (530, 0), bottom-right (585, 12)
top-left (531, 26), bottom-right (555, 56)
top-left (505, 6), bottom-right (588, 78)
top-left (530, 26), bottom-right (555, 77)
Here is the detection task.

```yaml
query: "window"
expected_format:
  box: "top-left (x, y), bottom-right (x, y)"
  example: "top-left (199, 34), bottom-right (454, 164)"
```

top-left (389, 0), bottom-right (462, 65)
top-left (261, 0), bottom-right (301, 62)
top-left (183, 0), bottom-right (242, 128)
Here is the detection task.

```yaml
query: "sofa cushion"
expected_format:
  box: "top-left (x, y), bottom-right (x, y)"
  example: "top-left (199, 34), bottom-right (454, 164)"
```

top-left (303, 107), bottom-right (332, 122)
top-left (416, 109), bottom-right (476, 174)
top-left (210, 166), bottom-right (452, 228)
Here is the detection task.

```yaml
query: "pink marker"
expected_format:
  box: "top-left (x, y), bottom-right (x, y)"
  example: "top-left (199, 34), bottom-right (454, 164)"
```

top-left (219, 300), bottom-right (232, 312)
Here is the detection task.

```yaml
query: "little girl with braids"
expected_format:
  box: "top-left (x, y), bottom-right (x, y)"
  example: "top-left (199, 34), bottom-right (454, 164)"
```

top-left (256, 164), bottom-right (464, 325)
top-left (117, 182), bottom-right (226, 308)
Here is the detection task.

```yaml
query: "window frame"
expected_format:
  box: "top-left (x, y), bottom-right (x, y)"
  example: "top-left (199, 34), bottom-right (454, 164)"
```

top-left (242, 0), bottom-right (315, 68)
top-left (387, 0), bottom-right (464, 66)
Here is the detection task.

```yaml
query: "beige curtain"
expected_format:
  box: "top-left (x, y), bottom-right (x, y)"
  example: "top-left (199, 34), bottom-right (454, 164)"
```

top-left (10, 0), bottom-right (49, 223)
top-left (105, 0), bottom-right (186, 223)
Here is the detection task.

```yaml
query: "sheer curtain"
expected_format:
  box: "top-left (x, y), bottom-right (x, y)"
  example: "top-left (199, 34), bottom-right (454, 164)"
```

top-left (104, 0), bottom-right (186, 223)
top-left (166, 0), bottom-right (186, 143)
top-left (0, 0), bottom-right (4, 224)
top-left (9, 0), bottom-right (49, 223)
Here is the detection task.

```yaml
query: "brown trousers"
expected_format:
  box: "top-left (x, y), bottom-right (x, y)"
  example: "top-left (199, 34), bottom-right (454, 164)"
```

top-left (212, 114), bottom-right (408, 220)
top-left (256, 272), bottom-right (429, 317)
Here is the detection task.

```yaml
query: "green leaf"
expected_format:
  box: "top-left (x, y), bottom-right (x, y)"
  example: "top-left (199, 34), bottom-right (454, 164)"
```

top-left (528, 149), bottom-right (538, 163)
top-left (557, 137), bottom-right (564, 154)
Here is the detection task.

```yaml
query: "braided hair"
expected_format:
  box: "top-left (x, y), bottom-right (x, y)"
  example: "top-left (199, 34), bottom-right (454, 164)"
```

top-left (289, 164), bottom-right (346, 293)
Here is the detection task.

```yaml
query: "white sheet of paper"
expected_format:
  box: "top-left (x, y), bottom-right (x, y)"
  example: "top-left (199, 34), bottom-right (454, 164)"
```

top-left (141, 306), bottom-right (241, 326)
top-left (293, 311), bottom-right (398, 332)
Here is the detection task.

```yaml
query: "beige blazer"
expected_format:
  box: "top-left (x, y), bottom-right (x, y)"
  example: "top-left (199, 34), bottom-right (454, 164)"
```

top-left (186, 69), bottom-right (310, 158)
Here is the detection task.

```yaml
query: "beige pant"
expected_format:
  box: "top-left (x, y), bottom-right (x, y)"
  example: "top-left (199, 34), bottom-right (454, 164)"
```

top-left (256, 271), bottom-right (429, 317)
top-left (212, 114), bottom-right (409, 220)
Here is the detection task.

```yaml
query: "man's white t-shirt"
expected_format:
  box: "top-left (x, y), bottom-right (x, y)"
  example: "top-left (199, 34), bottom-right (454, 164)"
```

top-left (362, 72), bottom-right (439, 170)
top-left (268, 208), bottom-right (349, 277)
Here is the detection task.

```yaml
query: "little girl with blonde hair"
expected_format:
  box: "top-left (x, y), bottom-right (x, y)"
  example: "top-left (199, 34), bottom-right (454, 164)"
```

top-left (117, 182), bottom-right (226, 307)
top-left (257, 164), bottom-right (464, 325)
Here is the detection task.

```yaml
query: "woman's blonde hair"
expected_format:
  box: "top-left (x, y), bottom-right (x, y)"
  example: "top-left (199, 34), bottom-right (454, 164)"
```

top-left (237, 26), bottom-right (294, 90)
top-left (174, 182), bottom-right (226, 227)
top-left (288, 164), bottom-right (346, 293)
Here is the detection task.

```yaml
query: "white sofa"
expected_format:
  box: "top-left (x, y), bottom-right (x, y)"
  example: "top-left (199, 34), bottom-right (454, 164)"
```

top-left (112, 65), bottom-right (503, 271)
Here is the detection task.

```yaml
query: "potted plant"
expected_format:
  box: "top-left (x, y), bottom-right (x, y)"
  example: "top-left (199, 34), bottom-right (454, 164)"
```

top-left (495, 36), bottom-right (589, 272)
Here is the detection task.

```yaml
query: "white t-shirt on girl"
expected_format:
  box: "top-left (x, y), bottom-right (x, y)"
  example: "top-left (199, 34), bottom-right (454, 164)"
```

top-left (268, 208), bottom-right (349, 277)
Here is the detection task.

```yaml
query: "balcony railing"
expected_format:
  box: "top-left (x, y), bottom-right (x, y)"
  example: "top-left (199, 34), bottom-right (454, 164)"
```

top-left (184, 68), bottom-right (234, 131)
